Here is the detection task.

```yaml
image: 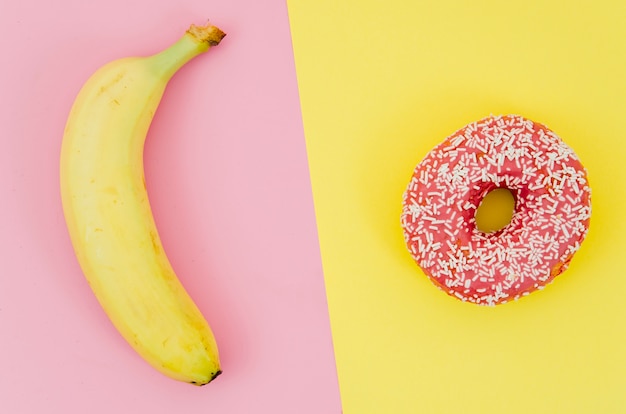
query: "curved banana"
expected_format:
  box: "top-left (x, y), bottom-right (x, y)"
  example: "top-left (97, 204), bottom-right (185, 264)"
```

top-left (60, 23), bottom-right (226, 385)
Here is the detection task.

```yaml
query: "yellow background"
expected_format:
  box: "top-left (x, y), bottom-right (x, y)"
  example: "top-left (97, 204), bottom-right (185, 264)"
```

top-left (287, 0), bottom-right (626, 412)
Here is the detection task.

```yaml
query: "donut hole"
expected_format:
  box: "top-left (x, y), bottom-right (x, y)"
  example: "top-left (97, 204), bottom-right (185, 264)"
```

top-left (475, 188), bottom-right (516, 233)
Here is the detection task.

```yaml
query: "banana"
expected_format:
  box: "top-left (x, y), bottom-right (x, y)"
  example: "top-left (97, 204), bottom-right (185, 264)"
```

top-left (60, 23), bottom-right (226, 385)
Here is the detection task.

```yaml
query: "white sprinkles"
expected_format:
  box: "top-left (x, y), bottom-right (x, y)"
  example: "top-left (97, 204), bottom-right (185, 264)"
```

top-left (401, 115), bottom-right (591, 306)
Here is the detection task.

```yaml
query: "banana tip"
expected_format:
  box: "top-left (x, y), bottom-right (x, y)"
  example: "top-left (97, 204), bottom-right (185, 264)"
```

top-left (190, 369), bottom-right (222, 386)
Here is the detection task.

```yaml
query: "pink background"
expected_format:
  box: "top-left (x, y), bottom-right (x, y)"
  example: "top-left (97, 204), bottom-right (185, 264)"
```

top-left (0, 0), bottom-right (340, 412)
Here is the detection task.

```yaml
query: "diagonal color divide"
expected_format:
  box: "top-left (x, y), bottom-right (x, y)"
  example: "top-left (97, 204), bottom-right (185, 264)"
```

top-left (0, 0), bottom-right (340, 412)
top-left (287, 0), bottom-right (626, 413)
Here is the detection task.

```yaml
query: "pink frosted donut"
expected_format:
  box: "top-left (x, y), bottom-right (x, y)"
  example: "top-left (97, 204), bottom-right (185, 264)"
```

top-left (401, 115), bottom-right (591, 305)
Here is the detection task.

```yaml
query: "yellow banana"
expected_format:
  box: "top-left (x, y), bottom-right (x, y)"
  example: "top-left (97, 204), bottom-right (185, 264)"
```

top-left (60, 23), bottom-right (226, 385)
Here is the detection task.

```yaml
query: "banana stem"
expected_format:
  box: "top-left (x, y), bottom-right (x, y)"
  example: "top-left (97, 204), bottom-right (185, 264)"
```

top-left (150, 23), bottom-right (226, 78)
top-left (187, 23), bottom-right (226, 46)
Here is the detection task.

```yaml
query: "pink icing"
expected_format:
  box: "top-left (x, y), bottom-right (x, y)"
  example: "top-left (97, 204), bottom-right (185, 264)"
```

top-left (401, 115), bottom-right (591, 305)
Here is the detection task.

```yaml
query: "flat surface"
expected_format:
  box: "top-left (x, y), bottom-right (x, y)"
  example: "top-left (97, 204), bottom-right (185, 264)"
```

top-left (0, 1), bottom-right (340, 412)
top-left (287, 0), bottom-right (626, 413)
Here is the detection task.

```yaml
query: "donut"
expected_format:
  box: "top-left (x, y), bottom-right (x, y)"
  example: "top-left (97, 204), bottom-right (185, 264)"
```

top-left (400, 115), bottom-right (591, 305)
